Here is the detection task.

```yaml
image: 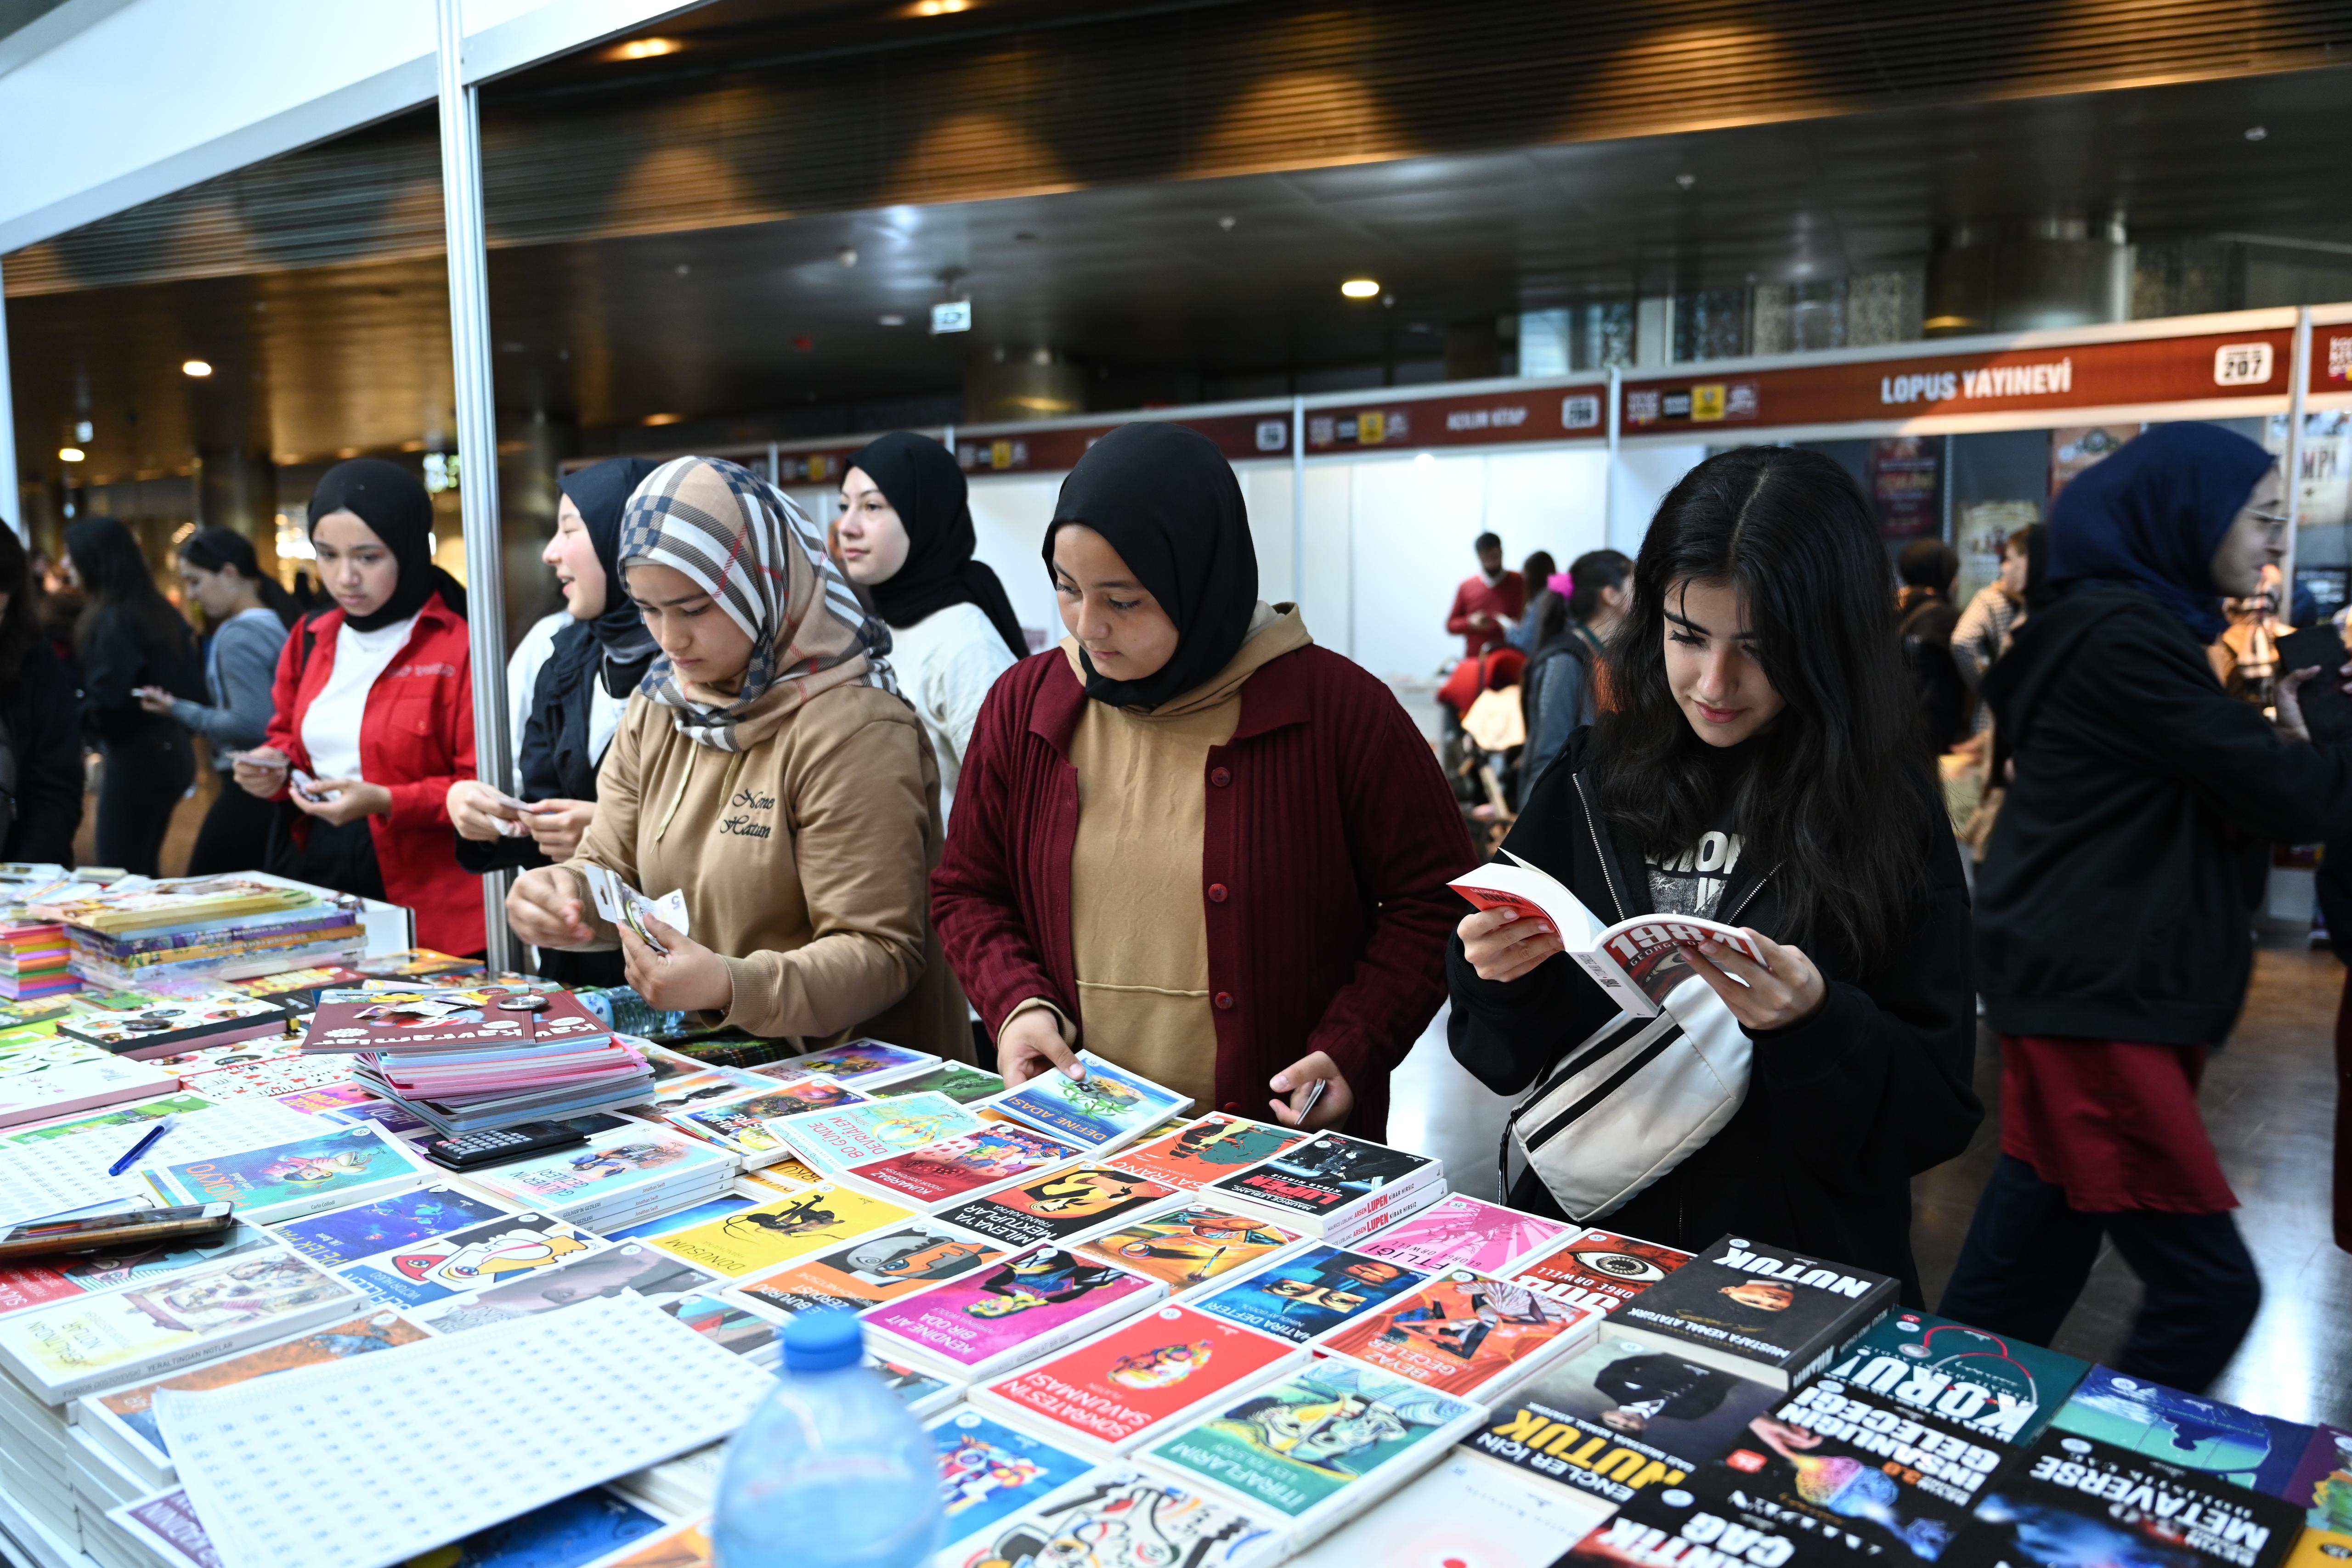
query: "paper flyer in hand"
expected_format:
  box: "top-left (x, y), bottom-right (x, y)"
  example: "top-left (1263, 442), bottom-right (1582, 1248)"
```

top-left (977, 1303), bottom-right (1304, 1452)
top-left (730, 1217), bottom-right (1001, 1314)
top-left (986, 1053), bottom-right (1194, 1150)
top-left (1318, 1268), bottom-right (1600, 1399)
top-left (1074, 1203), bottom-right (1306, 1292)
top-left (1193, 1245), bottom-right (1431, 1345)
top-left (1449, 851), bottom-right (1764, 1016)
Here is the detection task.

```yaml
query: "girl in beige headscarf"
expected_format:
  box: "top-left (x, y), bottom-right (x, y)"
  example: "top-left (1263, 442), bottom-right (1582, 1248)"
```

top-left (507, 455), bottom-right (971, 1058)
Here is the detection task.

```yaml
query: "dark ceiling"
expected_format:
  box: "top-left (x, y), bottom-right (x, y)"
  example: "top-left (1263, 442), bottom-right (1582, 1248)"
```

top-left (11, 0), bottom-right (2352, 491)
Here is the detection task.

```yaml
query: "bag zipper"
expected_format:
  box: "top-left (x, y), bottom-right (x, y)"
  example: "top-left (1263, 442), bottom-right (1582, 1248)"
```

top-left (1571, 771), bottom-right (1628, 922)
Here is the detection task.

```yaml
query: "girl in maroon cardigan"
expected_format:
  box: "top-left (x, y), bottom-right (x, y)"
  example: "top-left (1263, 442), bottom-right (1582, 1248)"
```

top-left (931, 423), bottom-right (1471, 1140)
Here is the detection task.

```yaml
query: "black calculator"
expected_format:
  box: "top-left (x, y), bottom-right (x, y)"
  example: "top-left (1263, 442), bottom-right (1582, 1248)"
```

top-left (422, 1121), bottom-right (591, 1171)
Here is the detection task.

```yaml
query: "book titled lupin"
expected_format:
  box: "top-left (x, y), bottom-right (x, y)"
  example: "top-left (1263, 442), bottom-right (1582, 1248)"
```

top-left (1611, 1233), bottom-right (1897, 1390)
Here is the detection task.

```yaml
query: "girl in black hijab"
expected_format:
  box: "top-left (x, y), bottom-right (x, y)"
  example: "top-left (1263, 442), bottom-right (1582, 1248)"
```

top-left (837, 433), bottom-right (1026, 816)
top-left (65, 517), bottom-right (200, 875)
top-left (447, 457), bottom-right (659, 987)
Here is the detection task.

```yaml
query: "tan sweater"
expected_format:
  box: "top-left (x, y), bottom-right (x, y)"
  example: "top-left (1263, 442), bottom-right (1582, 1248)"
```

top-left (1024, 604), bottom-right (1311, 1111)
top-left (560, 684), bottom-right (970, 1058)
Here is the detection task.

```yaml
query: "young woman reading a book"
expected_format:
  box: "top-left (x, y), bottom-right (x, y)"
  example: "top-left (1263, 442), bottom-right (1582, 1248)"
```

top-left (931, 421), bottom-right (1470, 1139)
top-left (1449, 446), bottom-right (1981, 1302)
top-left (502, 455), bottom-right (970, 1058)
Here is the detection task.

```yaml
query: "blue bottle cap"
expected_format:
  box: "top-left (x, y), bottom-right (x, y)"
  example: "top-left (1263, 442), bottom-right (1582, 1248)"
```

top-left (781, 1309), bottom-right (864, 1373)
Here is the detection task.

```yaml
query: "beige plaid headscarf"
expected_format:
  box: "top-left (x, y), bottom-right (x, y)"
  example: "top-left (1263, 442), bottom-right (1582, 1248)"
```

top-left (618, 455), bottom-right (896, 751)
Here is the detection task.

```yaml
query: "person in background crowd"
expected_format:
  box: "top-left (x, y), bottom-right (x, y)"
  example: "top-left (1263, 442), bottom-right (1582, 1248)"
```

top-left (934, 423), bottom-right (1472, 1138)
top-left (0, 526), bottom-right (84, 863)
top-left (234, 459), bottom-right (482, 955)
top-left (140, 529), bottom-right (297, 875)
top-left (1446, 530), bottom-right (1524, 660)
top-left (1951, 526), bottom-right (2034, 704)
top-left (1506, 550), bottom-right (1558, 653)
top-left (1944, 423), bottom-right (2352, 1393)
top-left (447, 457), bottom-right (658, 989)
top-left (64, 517), bottom-right (200, 876)
top-left (30, 548), bottom-right (79, 667)
top-left (837, 433), bottom-right (1027, 819)
top-left (1897, 539), bottom-right (1969, 755)
top-left (1520, 548), bottom-right (1633, 800)
top-left (508, 456), bottom-right (969, 1057)
top-left (1451, 447), bottom-right (1979, 1300)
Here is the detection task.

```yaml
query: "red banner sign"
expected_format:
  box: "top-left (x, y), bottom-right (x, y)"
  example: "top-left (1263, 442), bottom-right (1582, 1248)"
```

top-left (2314, 327), bottom-right (2352, 394)
top-left (1305, 388), bottom-right (1606, 452)
top-left (956, 412), bottom-right (1292, 474)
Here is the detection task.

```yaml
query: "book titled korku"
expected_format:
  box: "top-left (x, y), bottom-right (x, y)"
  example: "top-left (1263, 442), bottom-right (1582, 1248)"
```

top-left (651, 1183), bottom-right (913, 1277)
top-left (779, 1092), bottom-right (989, 1176)
top-left (1943, 1429), bottom-right (2302, 1568)
top-left (977, 1303), bottom-right (1303, 1452)
top-left (1506, 1228), bottom-right (1693, 1317)
top-left (987, 1054), bottom-right (1193, 1150)
top-left (946, 1464), bottom-right (1279, 1568)
top-left (1353, 1193), bottom-right (1574, 1276)
top-left (939, 1164), bottom-right (1178, 1249)
top-left (733, 1218), bottom-right (1001, 1315)
top-left (1613, 1233), bottom-right (1897, 1390)
top-left (1194, 1245), bottom-right (1427, 1344)
top-left (1319, 1268), bottom-right (1597, 1399)
top-left (1114, 1113), bottom-right (1307, 1190)
top-left (865, 1243), bottom-right (1165, 1381)
top-left (844, 1123), bottom-right (1085, 1206)
top-left (1075, 1204), bottom-right (1304, 1292)
top-left (1826, 1309), bottom-right (2089, 1445)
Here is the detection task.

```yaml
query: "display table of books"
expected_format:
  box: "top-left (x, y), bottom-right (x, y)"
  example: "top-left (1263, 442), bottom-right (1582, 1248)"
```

top-left (0, 869), bottom-right (2345, 1568)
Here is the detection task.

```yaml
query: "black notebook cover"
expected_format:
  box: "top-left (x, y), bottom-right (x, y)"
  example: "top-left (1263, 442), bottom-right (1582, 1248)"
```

top-left (1616, 1235), bottom-right (1899, 1385)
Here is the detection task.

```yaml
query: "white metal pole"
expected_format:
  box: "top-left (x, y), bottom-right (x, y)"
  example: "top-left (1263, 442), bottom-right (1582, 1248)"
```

top-left (2284, 307), bottom-right (2311, 607)
top-left (436, 0), bottom-right (515, 970)
top-left (1290, 395), bottom-right (1305, 605)
top-left (0, 257), bottom-right (19, 541)
top-left (1604, 364), bottom-right (1622, 550)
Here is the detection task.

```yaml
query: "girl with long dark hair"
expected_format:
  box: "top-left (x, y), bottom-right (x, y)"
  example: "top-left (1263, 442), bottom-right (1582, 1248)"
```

top-left (0, 526), bottom-right (84, 863)
top-left (1449, 446), bottom-right (1980, 1298)
top-left (64, 518), bottom-right (200, 875)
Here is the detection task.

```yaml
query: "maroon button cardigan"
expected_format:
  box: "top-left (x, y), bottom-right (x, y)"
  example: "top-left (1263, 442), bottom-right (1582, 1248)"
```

top-left (932, 643), bottom-right (1474, 1141)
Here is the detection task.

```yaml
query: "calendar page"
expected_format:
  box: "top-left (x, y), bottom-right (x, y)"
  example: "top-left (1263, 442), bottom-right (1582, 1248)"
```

top-left (155, 1293), bottom-right (773, 1568)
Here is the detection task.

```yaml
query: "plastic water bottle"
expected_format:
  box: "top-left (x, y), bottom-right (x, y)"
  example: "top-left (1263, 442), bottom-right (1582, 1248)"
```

top-left (712, 1311), bottom-right (944, 1568)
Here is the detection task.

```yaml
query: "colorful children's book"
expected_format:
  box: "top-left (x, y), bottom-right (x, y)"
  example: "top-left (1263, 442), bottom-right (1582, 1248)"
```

top-left (756, 1039), bottom-right (937, 1088)
top-left (1824, 1308), bottom-right (2089, 1445)
top-left (350, 948), bottom-right (482, 979)
top-left (864, 1242), bottom-right (1166, 1380)
top-left (984, 1054), bottom-right (1194, 1151)
top-left (1284, 1447), bottom-right (1615, 1568)
top-left (332, 1211), bottom-right (605, 1307)
top-left (1504, 1227), bottom-right (1693, 1316)
top-left (1318, 1267), bottom-right (1600, 1399)
top-left (730, 1217), bottom-right (1001, 1315)
top-left (1193, 1244), bottom-right (1429, 1344)
top-left (1468, 1332), bottom-right (1781, 1507)
top-left (1113, 1113), bottom-right (1308, 1191)
top-left (667, 1080), bottom-right (871, 1165)
top-left (266, 1183), bottom-right (513, 1267)
top-left (1614, 1233), bottom-right (1898, 1390)
top-left (862, 1061), bottom-right (1006, 1106)
top-left (1143, 1357), bottom-right (1484, 1541)
top-left (1940, 1428), bottom-right (2302, 1568)
top-left (302, 985), bottom-right (610, 1054)
top-left (409, 1241), bottom-right (721, 1334)
top-left (937, 1164), bottom-right (1180, 1248)
top-left (1204, 1130), bottom-right (1442, 1244)
top-left (842, 1122), bottom-right (1086, 1207)
top-left (1352, 1193), bottom-right (1574, 1276)
top-left (975, 1302), bottom-right (1305, 1453)
top-left (1074, 1202), bottom-right (1305, 1293)
top-left (2052, 1366), bottom-right (2317, 1497)
top-left (776, 1091), bottom-right (990, 1176)
top-left (945, 1463), bottom-right (1282, 1568)
top-left (2287, 1425), bottom-right (2352, 1534)
top-left (649, 1182), bottom-right (914, 1277)
top-left (144, 1122), bottom-right (427, 1224)
top-left (927, 1405), bottom-right (1099, 1556)
top-left (465, 1126), bottom-right (734, 1213)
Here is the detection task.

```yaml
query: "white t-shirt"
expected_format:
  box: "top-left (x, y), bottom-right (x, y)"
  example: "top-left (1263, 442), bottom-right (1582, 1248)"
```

top-left (507, 611), bottom-right (631, 781)
top-left (885, 601), bottom-right (1020, 821)
top-left (300, 613), bottom-right (419, 783)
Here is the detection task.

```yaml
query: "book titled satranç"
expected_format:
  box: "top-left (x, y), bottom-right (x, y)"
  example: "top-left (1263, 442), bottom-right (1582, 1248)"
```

top-left (1559, 1473), bottom-right (1894, 1568)
top-left (1205, 1130), bottom-right (1443, 1244)
top-left (1613, 1234), bottom-right (1897, 1389)
top-left (1944, 1429), bottom-right (2302, 1568)
top-left (937, 1164), bottom-right (1178, 1249)
top-left (1469, 1333), bottom-right (1781, 1506)
top-left (1317, 1267), bottom-right (1600, 1400)
top-left (1505, 1228), bottom-right (1694, 1317)
top-left (1826, 1309), bottom-right (2089, 1446)
top-left (1691, 1374), bottom-right (2011, 1563)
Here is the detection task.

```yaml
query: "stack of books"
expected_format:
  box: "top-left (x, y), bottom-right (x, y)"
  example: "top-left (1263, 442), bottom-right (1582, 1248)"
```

top-left (306, 986), bottom-right (656, 1134)
top-left (33, 877), bottom-right (368, 988)
top-left (0, 921), bottom-right (74, 1002)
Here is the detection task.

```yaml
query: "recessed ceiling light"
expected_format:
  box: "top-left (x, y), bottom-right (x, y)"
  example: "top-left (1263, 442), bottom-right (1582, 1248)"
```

top-left (338, 446), bottom-right (361, 458)
top-left (837, 246), bottom-right (859, 266)
top-left (1676, 173), bottom-right (1697, 189)
top-left (643, 413), bottom-right (686, 426)
top-left (1218, 215), bottom-right (1237, 232)
top-left (181, 359), bottom-right (213, 377)
top-left (1341, 278), bottom-right (1380, 299)
top-left (57, 446), bottom-right (85, 463)
top-left (607, 36), bottom-right (681, 60)
top-left (2245, 125), bottom-right (2268, 141)
top-left (878, 314), bottom-right (906, 327)
top-left (674, 264), bottom-right (690, 276)
top-left (907, 0), bottom-right (972, 14)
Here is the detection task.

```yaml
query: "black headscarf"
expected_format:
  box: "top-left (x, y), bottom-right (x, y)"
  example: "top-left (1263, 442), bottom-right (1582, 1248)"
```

top-left (558, 456), bottom-right (662, 687)
top-left (1042, 422), bottom-right (1258, 711)
top-left (307, 458), bottom-right (466, 631)
top-left (2047, 422), bottom-right (2276, 643)
top-left (844, 431), bottom-right (1027, 660)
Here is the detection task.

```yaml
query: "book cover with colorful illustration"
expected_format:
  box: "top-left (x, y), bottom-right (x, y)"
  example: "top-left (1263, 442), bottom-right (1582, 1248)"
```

top-left (938, 1164), bottom-right (1179, 1248)
top-left (2052, 1366), bottom-right (2317, 1497)
top-left (670, 1080), bottom-right (869, 1156)
top-left (2286, 1425), bottom-right (2352, 1534)
top-left (145, 1122), bottom-right (422, 1217)
top-left (1114, 1114), bottom-right (1308, 1190)
top-left (986, 1054), bottom-right (1193, 1149)
top-left (1144, 1357), bottom-right (1481, 1522)
top-left (334, 1212), bottom-right (604, 1307)
top-left (599, 1193), bottom-right (759, 1243)
top-left (1353, 1194), bottom-right (1574, 1277)
top-left (1, 1090), bottom-right (213, 1144)
top-left (978, 1303), bottom-right (1303, 1451)
top-left (650, 1183), bottom-right (914, 1277)
top-left (927, 1405), bottom-right (1098, 1550)
top-left (269, 1184), bottom-right (513, 1268)
top-left (1504, 1229), bottom-right (1692, 1317)
top-left (732, 1218), bottom-right (1002, 1315)
top-left (946, 1464), bottom-right (1278, 1568)
top-left (469, 1128), bottom-right (729, 1207)
top-left (1193, 1245), bottom-right (1428, 1344)
top-left (1074, 1203), bottom-right (1305, 1292)
top-left (582, 1519), bottom-right (712, 1568)
top-left (1319, 1268), bottom-right (1597, 1398)
top-left (776, 1091), bottom-right (990, 1176)
top-left (759, 1039), bottom-right (937, 1086)
top-left (1826, 1309), bottom-right (2090, 1445)
top-left (657, 1292), bottom-right (781, 1364)
top-left (865, 1061), bottom-right (1006, 1106)
top-left (865, 1243), bottom-right (1163, 1375)
top-left (423, 1489), bottom-right (667, 1568)
top-left (1937, 1428), bottom-right (2302, 1568)
top-left (1560, 1476), bottom-right (1889, 1568)
top-left (1206, 1131), bottom-right (1436, 1220)
top-left (843, 1122), bottom-right (1085, 1206)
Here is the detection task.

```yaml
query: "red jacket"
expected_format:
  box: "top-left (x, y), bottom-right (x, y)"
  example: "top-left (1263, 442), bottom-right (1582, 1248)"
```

top-left (1447, 570), bottom-right (1526, 658)
top-left (933, 644), bottom-right (1473, 1141)
top-left (263, 593), bottom-right (483, 956)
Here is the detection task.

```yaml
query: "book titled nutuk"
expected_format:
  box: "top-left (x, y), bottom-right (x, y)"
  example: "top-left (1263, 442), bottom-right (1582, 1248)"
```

top-left (1610, 1233), bottom-right (1896, 1390)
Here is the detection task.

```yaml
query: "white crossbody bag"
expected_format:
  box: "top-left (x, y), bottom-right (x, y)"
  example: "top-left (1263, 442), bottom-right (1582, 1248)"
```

top-left (1498, 773), bottom-right (1763, 1220)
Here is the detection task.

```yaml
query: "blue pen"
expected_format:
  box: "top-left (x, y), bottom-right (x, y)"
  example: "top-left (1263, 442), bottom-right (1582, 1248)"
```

top-left (107, 1115), bottom-right (178, 1177)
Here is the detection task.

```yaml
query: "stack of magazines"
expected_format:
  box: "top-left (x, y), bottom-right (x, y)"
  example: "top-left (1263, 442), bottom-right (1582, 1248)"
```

top-left (33, 877), bottom-right (368, 989)
top-left (306, 985), bottom-right (656, 1134)
top-left (0, 920), bottom-right (73, 1002)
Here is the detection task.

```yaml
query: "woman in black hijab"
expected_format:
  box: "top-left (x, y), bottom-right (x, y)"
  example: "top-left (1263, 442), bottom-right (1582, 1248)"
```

top-left (837, 432), bottom-right (1026, 817)
top-left (64, 517), bottom-right (201, 874)
top-left (933, 422), bottom-right (1470, 1140)
top-left (447, 457), bottom-right (659, 987)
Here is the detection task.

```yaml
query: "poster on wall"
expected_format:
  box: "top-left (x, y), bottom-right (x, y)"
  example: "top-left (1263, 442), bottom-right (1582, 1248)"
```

top-left (1953, 501), bottom-right (2042, 613)
top-left (2049, 425), bottom-right (2140, 496)
top-left (1868, 436), bottom-right (1942, 541)
top-left (2267, 410), bottom-right (2352, 528)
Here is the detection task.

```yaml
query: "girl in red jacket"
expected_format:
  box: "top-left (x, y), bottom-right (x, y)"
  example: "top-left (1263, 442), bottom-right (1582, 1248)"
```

top-left (232, 459), bottom-right (483, 955)
top-left (931, 423), bottom-right (1471, 1140)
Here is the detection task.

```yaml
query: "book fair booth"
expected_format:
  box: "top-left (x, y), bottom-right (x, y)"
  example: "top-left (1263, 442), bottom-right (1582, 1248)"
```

top-left (0, 302), bottom-right (2347, 1568)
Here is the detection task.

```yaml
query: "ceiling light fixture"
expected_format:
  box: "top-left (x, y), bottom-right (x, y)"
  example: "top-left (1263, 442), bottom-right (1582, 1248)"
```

top-left (181, 359), bottom-right (213, 377)
top-left (1676, 173), bottom-right (1697, 189)
top-left (908, 0), bottom-right (972, 15)
top-left (643, 413), bottom-right (686, 426)
top-left (2245, 125), bottom-right (2268, 141)
top-left (1340, 278), bottom-right (1380, 299)
top-left (608, 36), bottom-right (681, 60)
top-left (57, 446), bottom-right (85, 463)
top-left (837, 246), bottom-right (859, 266)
